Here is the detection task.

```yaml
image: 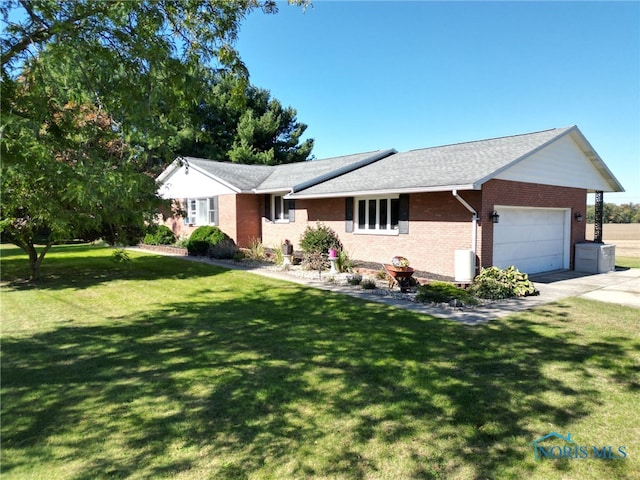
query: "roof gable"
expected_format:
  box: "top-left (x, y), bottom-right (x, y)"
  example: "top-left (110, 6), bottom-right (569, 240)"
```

top-left (288, 127), bottom-right (579, 198)
top-left (494, 128), bottom-right (624, 192)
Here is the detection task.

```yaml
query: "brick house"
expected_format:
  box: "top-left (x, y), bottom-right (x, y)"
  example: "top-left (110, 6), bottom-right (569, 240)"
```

top-left (156, 126), bottom-right (623, 278)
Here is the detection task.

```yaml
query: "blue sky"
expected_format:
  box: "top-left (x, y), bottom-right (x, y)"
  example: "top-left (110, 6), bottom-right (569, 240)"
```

top-left (236, 1), bottom-right (639, 204)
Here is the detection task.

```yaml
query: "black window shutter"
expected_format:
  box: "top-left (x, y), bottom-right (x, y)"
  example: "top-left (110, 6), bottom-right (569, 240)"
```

top-left (264, 194), bottom-right (271, 220)
top-left (398, 194), bottom-right (409, 234)
top-left (345, 197), bottom-right (354, 233)
top-left (288, 199), bottom-right (295, 222)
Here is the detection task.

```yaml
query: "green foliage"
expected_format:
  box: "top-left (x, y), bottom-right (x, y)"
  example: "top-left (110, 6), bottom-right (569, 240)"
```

top-left (336, 249), bottom-right (353, 273)
top-left (245, 238), bottom-right (267, 260)
top-left (299, 223), bottom-right (344, 271)
top-left (346, 274), bottom-right (362, 286)
top-left (143, 225), bottom-right (176, 245)
top-left (208, 237), bottom-right (238, 260)
top-left (470, 266), bottom-right (539, 299)
top-left (416, 282), bottom-right (477, 305)
top-left (181, 75), bottom-right (314, 165)
top-left (299, 222), bottom-right (343, 254)
top-left (186, 226), bottom-right (232, 256)
top-left (586, 203), bottom-right (640, 223)
top-left (0, 0), bottom-right (309, 278)
top-left (360, 279), bottom-right (377, 290)
top-left (110, 248), bottom-right (132, 265)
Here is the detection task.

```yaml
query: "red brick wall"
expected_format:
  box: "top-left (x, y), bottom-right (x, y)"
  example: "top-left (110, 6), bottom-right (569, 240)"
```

top-left (263, 193), bottom-right (481, 276)
top-left (234, 194), bottom-right (261, 248)
top-left (165, 181), bottom-right (587, 276)
top-left (478, 179), bottom-right (587, 269)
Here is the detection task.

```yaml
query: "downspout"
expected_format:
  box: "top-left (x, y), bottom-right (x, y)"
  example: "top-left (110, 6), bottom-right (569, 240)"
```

top-left (452, 190), bottom-right (477, 253)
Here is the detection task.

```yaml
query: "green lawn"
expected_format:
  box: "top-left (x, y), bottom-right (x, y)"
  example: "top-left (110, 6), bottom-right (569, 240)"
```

top-left (1, 244), bottom-right (639, 480)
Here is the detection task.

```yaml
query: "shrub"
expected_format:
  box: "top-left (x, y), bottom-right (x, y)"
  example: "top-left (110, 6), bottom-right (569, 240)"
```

top-left (336, 249), bottom-right (353, 273)
top-left (346, 273), bottom-right (362, 286)
top-left (416, 281), bottom-right (476, 305)
top-left (245, 238), bottom-right (266, 260)
top-left (302, 251), bottom-right (326, 272)
top-left (186, 226), bottom-right (232, 256)
top-left (361, 279), bottom-right (377, 290)
top-left (143, 225), bottom-right (176, 245)
top-left (299, 223), bottom-right (344, 271)
top-left (208, 237), bottom-right (238, 259)
top-left (470, 266), bottom-right (539, 299)
top-left (299, 222), bottom-right (343, 254)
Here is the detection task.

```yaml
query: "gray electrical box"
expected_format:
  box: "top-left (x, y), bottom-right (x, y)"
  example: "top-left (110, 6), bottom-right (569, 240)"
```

top-left (575, 243), bottom-right (616, 273)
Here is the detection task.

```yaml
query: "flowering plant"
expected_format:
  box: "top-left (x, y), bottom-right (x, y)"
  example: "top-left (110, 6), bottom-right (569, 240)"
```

top-left (391, 256), bottom-right (410, 268)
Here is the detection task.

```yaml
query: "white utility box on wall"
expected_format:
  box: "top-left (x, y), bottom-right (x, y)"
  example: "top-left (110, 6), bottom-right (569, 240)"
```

top-left (574, 243), bottom-right (616, 273)
top-left (454, 250), bottom-right (476, 282)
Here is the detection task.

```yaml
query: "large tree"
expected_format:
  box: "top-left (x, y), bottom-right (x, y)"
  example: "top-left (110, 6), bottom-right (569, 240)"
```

top-left (0, 0), bottom-right (309, 279)
top-left (179, 74), bottom-right (314, 165)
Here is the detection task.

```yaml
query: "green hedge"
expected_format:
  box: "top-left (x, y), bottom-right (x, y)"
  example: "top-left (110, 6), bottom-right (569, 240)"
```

top-left (186, 226), bottom-right (237, 258)
top-left (143, 225), bottom-right (176, 245)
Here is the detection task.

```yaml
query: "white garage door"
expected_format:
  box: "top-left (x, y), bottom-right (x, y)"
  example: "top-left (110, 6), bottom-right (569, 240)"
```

top-left (493, 207), bottom-right (569, 274)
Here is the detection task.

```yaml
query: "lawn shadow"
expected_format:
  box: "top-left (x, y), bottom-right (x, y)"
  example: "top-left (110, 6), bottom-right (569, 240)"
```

top-left (0, 243), bottom-right (228, 291)
top-left (2, 276), bottom-right (638, 478)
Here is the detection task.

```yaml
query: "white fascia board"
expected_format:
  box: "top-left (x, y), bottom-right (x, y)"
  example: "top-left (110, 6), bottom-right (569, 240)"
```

top-left (285, 184), bottom-right (478, 199)
top-left (568, 129), bottom-right (625, 192)
top-left (252, 188), bottom-right (292, 194)
top-left (156, 157), bottom-right (182, 183)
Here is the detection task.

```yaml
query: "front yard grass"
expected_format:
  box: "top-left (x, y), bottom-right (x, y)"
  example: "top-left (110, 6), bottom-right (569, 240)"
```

top-left (1, 244), bottom-right (639, 479)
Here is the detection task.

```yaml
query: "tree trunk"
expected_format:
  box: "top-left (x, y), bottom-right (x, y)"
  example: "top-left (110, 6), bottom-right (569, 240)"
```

top-left (23, 242), bottom-right (52, 280)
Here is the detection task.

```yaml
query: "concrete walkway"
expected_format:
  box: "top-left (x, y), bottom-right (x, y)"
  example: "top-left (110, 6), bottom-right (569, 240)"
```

top-left (132, 248), bottom-right (640, 324)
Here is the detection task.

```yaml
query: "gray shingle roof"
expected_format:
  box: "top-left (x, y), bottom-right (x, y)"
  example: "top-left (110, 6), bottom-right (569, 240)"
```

top-left (255, 150), bottom-right (394, 192)
top-left (185, 157), bottom-right (273, 192)
top-left (159, 126), bottom-right (622, 198)
top-left (288, 127), bottom-right (575, 197)
top-left (180, 150), bottom-right (395, 192)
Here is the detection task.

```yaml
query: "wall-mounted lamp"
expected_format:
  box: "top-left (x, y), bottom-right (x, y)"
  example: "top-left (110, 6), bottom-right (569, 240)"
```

top-left (574, 212), bottom-right (583, 223)
top-left (490, 211), bottom-right (500, 224)
top-left (178, 157), bottom-right (190, 175)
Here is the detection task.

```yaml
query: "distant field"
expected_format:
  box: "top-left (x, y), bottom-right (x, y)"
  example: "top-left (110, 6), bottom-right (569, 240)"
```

top-left (585, 223), bottom-right (640, 258)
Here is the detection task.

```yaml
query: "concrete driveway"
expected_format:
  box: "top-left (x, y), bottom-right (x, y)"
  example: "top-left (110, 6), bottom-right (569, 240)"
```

top-left (529, 268), bottom-right (640, 309)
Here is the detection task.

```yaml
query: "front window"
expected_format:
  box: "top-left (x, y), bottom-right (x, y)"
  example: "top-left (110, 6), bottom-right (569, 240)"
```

top-left (185, 197), bottom-right (217, 225)
top-left (273, 195), bottom-right (290, 222)
top-left (355, 196), bottom-right (399, 233)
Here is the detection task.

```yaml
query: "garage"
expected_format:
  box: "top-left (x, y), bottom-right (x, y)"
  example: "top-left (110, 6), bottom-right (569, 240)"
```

top-left (492, 207), bottom-right (570, 274)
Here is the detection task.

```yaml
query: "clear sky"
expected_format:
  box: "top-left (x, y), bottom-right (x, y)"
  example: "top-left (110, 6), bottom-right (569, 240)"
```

top-left (235, 1), bottom-right (640, 204)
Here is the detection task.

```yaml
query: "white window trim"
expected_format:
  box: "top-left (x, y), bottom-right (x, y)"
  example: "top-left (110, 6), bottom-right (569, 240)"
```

top-left (185, 197), bottom-right (218, 226)
top-left (354, 195), bottom-right (400, 235)
top-left (272, 195), bottom-right (291, 223)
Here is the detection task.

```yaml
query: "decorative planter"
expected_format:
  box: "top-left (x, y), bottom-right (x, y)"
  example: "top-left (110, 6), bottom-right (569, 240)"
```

top-left (282, 242), bottom-right (294, 255)
top-left (383, 264), bottom-right (415, 292)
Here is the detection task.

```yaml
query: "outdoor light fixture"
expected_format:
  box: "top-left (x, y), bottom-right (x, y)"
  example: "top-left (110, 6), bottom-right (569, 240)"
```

top-left (178, 157), bottom-right (190, 175)
top-left (575, 212), bottom-right (583, 223)
top-left (490, 211), bottom-right (500, 224)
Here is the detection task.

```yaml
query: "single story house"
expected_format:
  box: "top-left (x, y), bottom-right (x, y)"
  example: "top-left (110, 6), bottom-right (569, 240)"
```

top-left (156, 125), bottom-right (624, 278)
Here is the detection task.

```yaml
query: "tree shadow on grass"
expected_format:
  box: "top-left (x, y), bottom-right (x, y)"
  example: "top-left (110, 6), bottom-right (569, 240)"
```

top-left (1, 243), bottom-right (228, 291)
top-left (2, 283), bottom-right (638, 479)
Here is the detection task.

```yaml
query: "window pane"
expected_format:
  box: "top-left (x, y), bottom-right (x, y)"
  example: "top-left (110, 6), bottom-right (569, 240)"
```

top-left (368, 199), bottom-right (376, 229)
top-left (380, 199), bottom-right (388, 230)
top-left (197, 199), bottom-right (208, 225)
top-left (391, 198), bottom-right (399, 229)
top-left (282, 199), bottom-right (290, 220)
top-left (358, 200), bottom-right (366, 229)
